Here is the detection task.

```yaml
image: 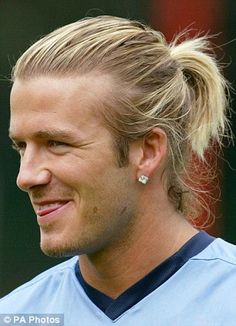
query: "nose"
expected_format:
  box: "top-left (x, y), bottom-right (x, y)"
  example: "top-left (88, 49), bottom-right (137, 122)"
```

top-left (16, 147), bottom-right (51, 192)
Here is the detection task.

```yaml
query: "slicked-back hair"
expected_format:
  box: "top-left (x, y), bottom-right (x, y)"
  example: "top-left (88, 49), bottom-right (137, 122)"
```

top-left (12, 16), bottom-right (230, 225)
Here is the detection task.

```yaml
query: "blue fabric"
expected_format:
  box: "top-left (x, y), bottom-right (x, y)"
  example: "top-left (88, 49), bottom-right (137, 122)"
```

top-left (1, 234), bottom-right (236, 325)
top-left (75, 231), bottom-right (214, 319)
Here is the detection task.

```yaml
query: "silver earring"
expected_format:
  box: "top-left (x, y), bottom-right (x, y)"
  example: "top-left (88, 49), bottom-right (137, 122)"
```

top-left (138, 175), bottom-right (149, 185)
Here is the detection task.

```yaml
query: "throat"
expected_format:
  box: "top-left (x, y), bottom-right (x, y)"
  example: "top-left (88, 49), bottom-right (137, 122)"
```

top-left (78, 216), bottom-right (198, 298)
top-left (75, 231), bottom-right (215, 319)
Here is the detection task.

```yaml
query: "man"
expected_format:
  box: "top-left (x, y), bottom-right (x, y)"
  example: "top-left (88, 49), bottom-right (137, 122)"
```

top-left (0, 15), bottom-right (235, 325)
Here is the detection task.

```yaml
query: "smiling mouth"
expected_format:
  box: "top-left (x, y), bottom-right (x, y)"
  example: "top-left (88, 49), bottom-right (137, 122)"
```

top-left (36, 201), bottom-right (69, 217)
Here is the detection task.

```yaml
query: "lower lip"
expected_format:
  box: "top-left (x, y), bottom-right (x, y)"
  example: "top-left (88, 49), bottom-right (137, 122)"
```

top-left (36, 202), bottom-right (71, 225)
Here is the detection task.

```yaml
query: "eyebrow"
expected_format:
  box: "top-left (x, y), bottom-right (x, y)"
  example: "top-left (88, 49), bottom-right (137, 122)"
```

top-left (35, 129), bottom-right (77, 140)
top-left (9, 129), bottom-right (81, 142)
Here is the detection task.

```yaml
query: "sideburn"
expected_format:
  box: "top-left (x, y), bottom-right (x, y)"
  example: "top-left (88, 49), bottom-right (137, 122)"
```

top-left (113, 136), bottom-right (130, 168)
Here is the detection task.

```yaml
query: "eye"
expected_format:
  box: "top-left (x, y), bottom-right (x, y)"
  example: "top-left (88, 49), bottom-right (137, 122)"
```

top-left (11, 141), bottom-right (26, 156)
top-left (48, 140), bottom-right (68, 147)
top-left (47, 140), bottom-right (70, 154)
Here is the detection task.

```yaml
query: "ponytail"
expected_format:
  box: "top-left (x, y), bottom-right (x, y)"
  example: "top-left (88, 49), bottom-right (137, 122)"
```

top-left (169, 36), bottom-right (229, 158)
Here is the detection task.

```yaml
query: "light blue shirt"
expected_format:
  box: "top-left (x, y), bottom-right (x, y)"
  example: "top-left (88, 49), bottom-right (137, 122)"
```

top-left (0, 238), bottom-right (236, 325)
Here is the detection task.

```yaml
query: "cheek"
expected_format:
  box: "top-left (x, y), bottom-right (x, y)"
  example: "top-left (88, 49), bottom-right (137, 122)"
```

top-left (50, 154), bottom-right (134, 212)
top-left (51, 154), bottom-right (110, 180)
top-left (59, 160), bottom-right (116, 192)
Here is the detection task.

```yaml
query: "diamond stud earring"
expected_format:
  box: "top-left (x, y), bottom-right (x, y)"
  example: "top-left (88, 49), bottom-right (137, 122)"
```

top-left (138, 175), bottom-right (149, 185)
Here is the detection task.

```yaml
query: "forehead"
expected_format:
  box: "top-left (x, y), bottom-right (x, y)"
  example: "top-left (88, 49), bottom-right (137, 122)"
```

top-left (9, 74), bottom-right (115, 138)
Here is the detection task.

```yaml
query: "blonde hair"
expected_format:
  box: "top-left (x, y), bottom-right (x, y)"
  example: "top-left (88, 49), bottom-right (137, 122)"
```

top-left (12, 16), bottom-right (230, 225)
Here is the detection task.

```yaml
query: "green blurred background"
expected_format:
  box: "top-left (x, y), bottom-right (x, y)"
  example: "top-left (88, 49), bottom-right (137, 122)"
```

top-left (0, 0), bottom-right (235, 297)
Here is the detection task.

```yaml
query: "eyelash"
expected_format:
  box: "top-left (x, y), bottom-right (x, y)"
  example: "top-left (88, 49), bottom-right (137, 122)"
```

top-left (11, 142), bottom-right (26, 153)
top-left (48, 140), bottom-right (68, 147)
top-left (11, 140), bottom-right (69, 154)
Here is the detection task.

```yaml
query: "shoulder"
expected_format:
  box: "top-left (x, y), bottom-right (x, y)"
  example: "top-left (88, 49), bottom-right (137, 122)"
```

top-left (0, 257), bottom-right (78, 311)
top-left (185, 237), bottom-right (236, 288)
top-left (193, 237), bottom-right (236, 265)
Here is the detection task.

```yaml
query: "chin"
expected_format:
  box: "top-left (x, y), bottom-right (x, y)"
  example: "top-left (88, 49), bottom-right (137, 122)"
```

top-left (39, 227), bottom-right (79, 257)
top-left (39, 234), bottom-right (96, 257)
top-left (40, 242), bottom-right (79, 258)
top-left (39, 228), bottom-right (107, 258)
top-left (40, 235), bottom-right (80, 258)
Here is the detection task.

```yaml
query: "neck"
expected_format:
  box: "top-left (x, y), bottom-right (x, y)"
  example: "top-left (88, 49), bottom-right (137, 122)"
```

top-left (79, 202), bottom-right (198, 298)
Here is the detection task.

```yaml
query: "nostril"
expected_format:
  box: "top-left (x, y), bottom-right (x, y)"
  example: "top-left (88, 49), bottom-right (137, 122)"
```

top-left (16, 168), bottom-right (51, 192)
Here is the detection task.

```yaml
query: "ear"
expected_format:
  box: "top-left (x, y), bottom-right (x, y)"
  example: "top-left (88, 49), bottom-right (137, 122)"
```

top-left (136, 128), bottom-right (168, 180)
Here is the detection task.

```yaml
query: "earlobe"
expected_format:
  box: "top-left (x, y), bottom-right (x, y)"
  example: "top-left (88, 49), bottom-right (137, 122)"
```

top-left (137, 128), bottom-right (167, 180)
